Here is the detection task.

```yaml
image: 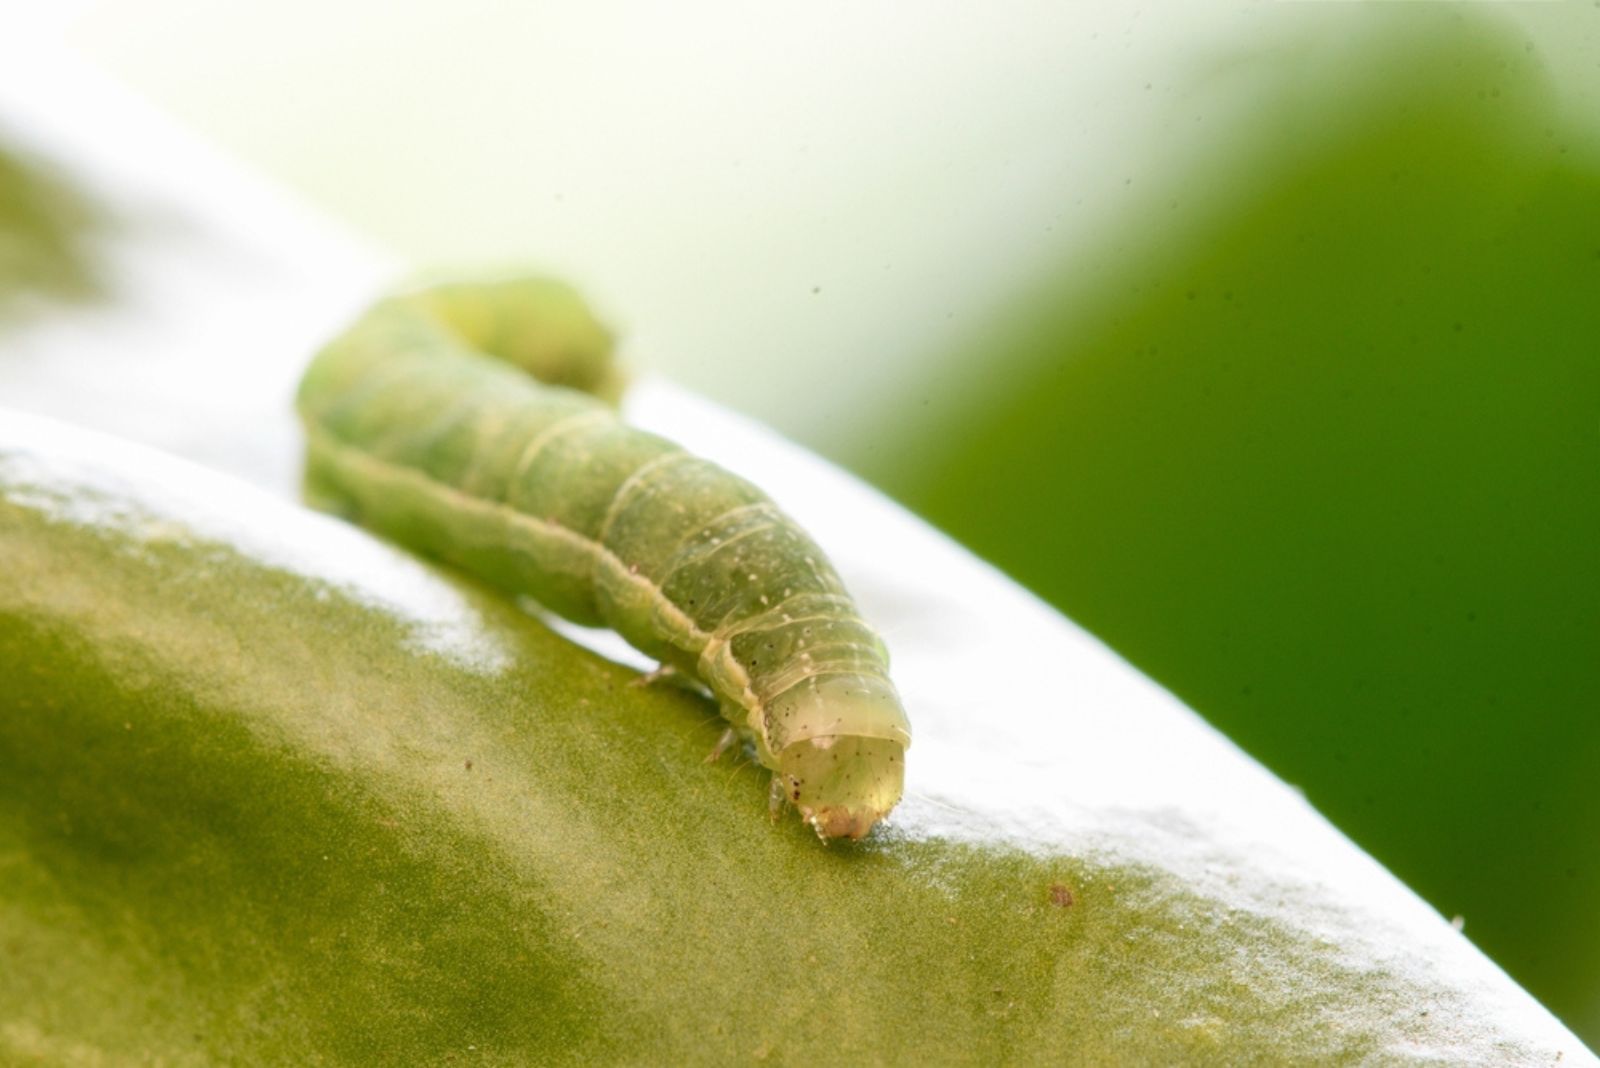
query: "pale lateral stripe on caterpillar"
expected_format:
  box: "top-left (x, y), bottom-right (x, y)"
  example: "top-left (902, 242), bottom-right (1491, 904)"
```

top-left (295, 277), bottom-right (911, 840)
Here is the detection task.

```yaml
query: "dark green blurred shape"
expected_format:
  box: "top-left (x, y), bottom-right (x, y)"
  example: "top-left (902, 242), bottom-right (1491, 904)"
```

top-left (0, 137), bottom-right (104, 314)
top-left (859, 9), bottom-right (1600, 1043)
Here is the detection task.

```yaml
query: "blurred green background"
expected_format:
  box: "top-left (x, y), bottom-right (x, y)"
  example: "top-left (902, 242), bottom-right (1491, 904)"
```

top-left (860, 16), bottom-right (1600, 1041)
top-left (6, 0), bottom-right (1597, 1045)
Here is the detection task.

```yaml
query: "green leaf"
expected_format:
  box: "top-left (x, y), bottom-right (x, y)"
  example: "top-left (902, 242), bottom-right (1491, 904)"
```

top-left (1, 411), bottom-right (1589, 1064)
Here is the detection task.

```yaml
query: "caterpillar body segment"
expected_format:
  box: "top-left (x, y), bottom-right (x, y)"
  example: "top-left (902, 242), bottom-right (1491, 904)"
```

top-left (296, 278), bottom-right (911, 839)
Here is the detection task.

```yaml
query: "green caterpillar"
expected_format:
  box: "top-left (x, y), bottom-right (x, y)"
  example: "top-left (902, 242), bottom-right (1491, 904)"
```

top-left (295, 277), bottom-right (911, 840)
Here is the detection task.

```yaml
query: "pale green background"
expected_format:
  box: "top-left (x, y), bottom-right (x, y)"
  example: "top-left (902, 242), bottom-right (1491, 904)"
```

top-left (60, 2), bottom-right (1598, 452)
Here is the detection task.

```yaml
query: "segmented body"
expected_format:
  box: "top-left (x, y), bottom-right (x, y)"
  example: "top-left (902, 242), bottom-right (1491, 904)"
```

top-left (295, 278), bottom-right (910, 839)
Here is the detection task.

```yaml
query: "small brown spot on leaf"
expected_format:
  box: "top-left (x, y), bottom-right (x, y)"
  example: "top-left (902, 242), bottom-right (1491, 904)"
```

top-left (1049, 882), bottom-right (1075, 908)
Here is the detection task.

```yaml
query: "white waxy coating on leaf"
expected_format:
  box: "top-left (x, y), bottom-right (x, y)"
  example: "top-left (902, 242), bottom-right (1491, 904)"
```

top-left (0, 412), bottom-right (515, 675)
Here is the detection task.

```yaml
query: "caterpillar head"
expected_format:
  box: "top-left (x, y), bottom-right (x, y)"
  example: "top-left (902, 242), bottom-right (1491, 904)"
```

top-left (777, 734), bottom-right (906, 840)
top-left (768, 674), bottom-right (912, 841)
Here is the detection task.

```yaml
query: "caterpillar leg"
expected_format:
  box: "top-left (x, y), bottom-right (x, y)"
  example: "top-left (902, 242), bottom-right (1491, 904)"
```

top-left (629, 662), bottom-right (681, 688)
top-left (768, 775), bottom-right (789, 823)
top-left (704, 727), bottom-right (738, 764)
top-left (631, 664), bottom-right (716, 709)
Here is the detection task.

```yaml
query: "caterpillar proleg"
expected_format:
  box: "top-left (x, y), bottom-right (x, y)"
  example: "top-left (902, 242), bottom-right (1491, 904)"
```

top-left (295, 277), bottom-right (911, 840)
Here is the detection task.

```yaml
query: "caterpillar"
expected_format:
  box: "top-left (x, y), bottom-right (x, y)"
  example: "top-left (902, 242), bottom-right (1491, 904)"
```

top-left (295, 277), bottom-right (911, 840)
